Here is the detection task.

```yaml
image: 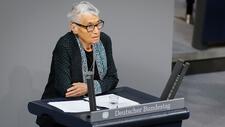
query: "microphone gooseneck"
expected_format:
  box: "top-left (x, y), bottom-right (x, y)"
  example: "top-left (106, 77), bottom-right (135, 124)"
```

top-left (86, 44), bottom-right (97, 111)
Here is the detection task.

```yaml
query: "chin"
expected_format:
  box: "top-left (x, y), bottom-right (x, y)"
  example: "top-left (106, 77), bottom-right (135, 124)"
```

top-left (92, 39), bottom-right (100, 43)
top-left (92, 41), bottom-right (98, 44)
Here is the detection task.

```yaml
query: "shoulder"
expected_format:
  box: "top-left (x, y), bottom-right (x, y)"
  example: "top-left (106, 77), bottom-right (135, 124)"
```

top-left (53, 32), bottom-right (78, 52)
top-left (56, 32), bottom-right (77, 48)
top-left (100, 32), bottom-right (112, 48)
top-left (100, 32), bottom-right (111, 42)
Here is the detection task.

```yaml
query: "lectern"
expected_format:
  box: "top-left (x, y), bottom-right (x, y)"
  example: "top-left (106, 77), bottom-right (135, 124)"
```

top-left (28, 87), bottom-right (189, 127)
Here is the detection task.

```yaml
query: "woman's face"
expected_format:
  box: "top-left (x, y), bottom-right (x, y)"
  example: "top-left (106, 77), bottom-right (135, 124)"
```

top-left (71, 13), bottom-right (101, 45)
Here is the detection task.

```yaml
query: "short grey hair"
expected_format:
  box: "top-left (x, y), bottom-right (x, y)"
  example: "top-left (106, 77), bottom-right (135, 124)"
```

top-left (67, 1), bottom-right (100, 23)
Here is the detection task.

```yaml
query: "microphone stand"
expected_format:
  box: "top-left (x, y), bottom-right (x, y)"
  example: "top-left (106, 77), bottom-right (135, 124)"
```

top-left (85, 46), bottom-right (97, 111)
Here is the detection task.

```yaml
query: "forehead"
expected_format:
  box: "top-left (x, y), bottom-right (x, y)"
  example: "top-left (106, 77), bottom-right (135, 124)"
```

top-left (79, 13), bottom-right (100, 24)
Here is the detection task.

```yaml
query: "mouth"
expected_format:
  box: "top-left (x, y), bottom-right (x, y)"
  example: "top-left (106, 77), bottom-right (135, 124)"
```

top-left (92, 36), bottom-right (99, 42)
top-left (92, 36), bottom-right (99, 39)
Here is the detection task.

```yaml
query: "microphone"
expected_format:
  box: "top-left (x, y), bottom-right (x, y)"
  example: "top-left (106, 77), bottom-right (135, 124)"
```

top-left (85, 45), bottom-right (97, 111)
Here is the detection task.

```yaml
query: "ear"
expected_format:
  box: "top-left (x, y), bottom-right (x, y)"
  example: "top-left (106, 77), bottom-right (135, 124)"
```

top-left (70, 22), bottom-right (78, 34)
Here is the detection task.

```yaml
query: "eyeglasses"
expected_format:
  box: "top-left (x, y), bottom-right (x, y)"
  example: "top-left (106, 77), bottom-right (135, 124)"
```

top-left (72, 20), bottom-right (104, 32)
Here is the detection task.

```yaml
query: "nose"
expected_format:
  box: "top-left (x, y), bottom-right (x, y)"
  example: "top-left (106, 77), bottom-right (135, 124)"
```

top-left (92, 26), bottom-right (100, 34)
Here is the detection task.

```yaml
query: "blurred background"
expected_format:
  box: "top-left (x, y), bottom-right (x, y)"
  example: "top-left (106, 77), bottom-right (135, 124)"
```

top-left (174, 0), bottom-right (225, 127)
top-left (1, 0), bottom-right (225, 127)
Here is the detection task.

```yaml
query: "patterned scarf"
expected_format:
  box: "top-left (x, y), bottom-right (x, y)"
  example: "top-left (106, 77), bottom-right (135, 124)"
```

top-left (76, 37), bottom-right (107, 94)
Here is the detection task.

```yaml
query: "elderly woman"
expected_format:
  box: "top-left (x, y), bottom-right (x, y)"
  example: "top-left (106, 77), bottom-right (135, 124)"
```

top-left (37, 1), bottom-right (119, 127)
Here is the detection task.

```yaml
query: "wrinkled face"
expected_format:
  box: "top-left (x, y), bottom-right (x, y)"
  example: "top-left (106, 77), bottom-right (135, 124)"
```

top-left (71, 13), bottom-right (101, 45)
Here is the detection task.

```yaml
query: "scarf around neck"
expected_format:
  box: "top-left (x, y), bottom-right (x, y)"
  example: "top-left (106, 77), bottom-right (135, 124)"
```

top-left (76, 37), bottom-right (107, 94)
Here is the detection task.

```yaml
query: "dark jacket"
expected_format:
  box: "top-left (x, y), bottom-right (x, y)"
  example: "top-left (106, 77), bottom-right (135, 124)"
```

top-left (37, 32), bottom-right (118, 126)
top-left (41, 31), bottom-right (119, 99)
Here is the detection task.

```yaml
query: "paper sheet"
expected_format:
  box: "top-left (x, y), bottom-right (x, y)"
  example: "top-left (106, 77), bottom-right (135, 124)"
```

top-left (94, 94), bottom-right (140, 109)
top-left (48, 100), bottom-right (90, 113)
top-left (48, 94), bottom-right (140, 112)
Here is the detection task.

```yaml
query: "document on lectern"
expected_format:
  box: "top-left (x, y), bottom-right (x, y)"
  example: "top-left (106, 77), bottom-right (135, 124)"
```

top-left (93, 94), bottom-right (140, 109)
top-left (48, 94), bottom-right (140, 112)
top-left (48, 100), bottom-right (90, 113)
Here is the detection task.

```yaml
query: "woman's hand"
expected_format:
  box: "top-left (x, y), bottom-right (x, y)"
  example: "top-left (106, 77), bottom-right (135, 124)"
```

top-left (65, 82), bottom-right (88, 97)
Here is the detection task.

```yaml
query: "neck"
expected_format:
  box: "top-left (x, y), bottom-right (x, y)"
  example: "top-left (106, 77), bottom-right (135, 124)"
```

top-left (80, 40), bottom-right (92, 52)
top-left (84, 46), bottom-right (93, 52)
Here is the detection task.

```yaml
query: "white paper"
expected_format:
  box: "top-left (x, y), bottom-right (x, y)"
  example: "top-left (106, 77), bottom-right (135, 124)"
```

top-left (48, 100), bottom-right (90, 113)
top-left (48, 94), bottom-right (140, 113)
top-left (86, 94), bottom-right (140, 109)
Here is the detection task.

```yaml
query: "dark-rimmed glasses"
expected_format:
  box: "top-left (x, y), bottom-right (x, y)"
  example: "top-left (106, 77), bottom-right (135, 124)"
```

top-left (72, 20), bottom-right (104, 32)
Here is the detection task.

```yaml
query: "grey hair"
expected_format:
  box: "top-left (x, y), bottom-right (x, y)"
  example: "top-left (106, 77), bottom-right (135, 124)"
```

top-left (67, 1), bottom-right (100, 23)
